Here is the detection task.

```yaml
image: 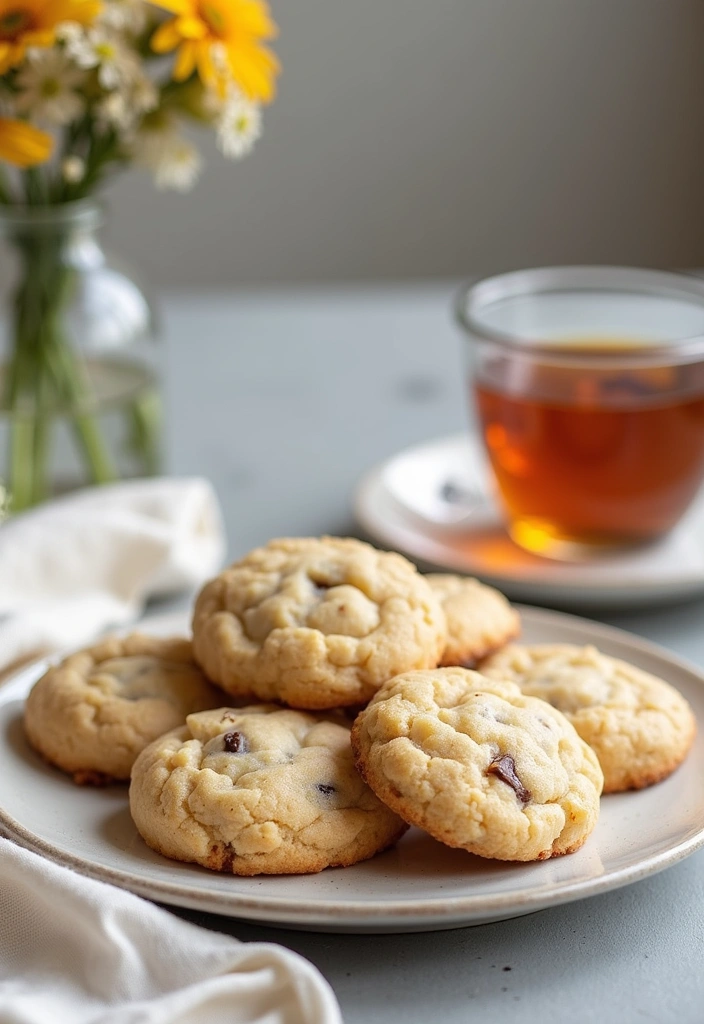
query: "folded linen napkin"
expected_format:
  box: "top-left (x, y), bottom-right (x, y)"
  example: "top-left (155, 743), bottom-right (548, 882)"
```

top-left (0, 477), bottom-right (227, 675)
top-left (0, 838), bottom-right (342, 1023)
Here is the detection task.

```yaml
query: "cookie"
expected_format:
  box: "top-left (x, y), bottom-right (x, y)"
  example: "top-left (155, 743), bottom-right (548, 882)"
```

top-left (24, 634), bottom-right (223, 785)
top-left (426, 574), bottom-right (520, 666)
top-left (192, 537), bottom-right (447, 710)
top-left (480, 644), bottom-right (696, 793)
top-left (129, 705), bottom-right (407, 875)
top-left (351, 668), bottom-right (603, 861)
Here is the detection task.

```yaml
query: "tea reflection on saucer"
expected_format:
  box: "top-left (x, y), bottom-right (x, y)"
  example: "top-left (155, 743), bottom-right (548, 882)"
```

top-left (355, 433), bottom-right (704, 610)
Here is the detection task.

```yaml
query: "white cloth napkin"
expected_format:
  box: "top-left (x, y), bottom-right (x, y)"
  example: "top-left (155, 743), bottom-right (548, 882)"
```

top-left (0, 478), bottom-right (226, 673)
top-left (0, 838), bottom-right (342, 1023)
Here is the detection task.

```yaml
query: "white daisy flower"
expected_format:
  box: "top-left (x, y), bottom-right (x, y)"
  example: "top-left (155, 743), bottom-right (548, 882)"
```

top-left (95, 74), bottom-right (157, 132)
top-left (132, 75), bottom-right (158, 115)
top-left (216, 93), bottom-right (262, 159)
top-left (135, 126), bottom-right (202, 192)
top-left (99, 0), bottom-right (150, 34)
top-left (55, 22), bottom-right (83, 45)
top-left (95, 90), bottom-right (130, 131)
top-left (62, 155), bottom-right (85, 183)
top-left (65, 27), bottom-right (139, 89)
top-left (14, 49), bottom-right (86, 126)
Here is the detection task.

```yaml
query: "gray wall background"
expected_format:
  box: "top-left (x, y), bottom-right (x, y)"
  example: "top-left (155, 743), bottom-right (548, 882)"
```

top-left (107, 0), bottom-right (704, 288)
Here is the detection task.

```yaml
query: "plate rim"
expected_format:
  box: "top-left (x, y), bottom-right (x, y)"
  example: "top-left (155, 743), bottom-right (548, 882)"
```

top-left (2, 607), bottom-right (704, 928)
top-left (354, 432), bottom-right (704, 599)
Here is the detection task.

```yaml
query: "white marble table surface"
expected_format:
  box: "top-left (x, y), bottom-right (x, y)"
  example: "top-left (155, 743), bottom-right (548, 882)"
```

top-left (162, 283), bottom-right (704, 1024)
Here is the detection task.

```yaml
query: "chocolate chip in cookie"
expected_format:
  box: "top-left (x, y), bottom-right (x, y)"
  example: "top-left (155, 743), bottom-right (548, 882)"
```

top-left (351, 667), bottom-right (603, 862)
top-left (481, 643), bottom-right (697, 793)
top-left (223, 730), bottom-right (248, 753)
top-left (129, 705), bottom-right (407, 875)
top-left (487, 753), bottom-right (531, 805)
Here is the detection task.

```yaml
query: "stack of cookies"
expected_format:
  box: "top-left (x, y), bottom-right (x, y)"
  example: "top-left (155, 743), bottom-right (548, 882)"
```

top-left (23, 536), bottom-right (696, 875)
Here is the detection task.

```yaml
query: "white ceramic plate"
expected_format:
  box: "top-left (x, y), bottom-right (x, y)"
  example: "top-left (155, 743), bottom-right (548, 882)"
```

top-left (355, 434), bottom-right (704, 609)
top-left (2, 609), bottom-right (703, 934)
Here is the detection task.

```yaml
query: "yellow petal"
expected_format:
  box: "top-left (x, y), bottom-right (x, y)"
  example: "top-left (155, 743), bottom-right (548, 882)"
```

top-left (174, 15), bottom-right (207, 39)
top-left (51, 0), bottom-right (103, 26)
top-left (21, 30), bottom-right (56, 46)
top-left (149, 0), bottom-right (193, 15)
top-left (80, 0), bottom-right (103, 23)
top-left (151, 19), bottom-right (182, 53)
top-left (0, 43), bottom-right (12, 74)
top-left (233, 0), bottom-right (278, 40)
top-left (71, 0), bottom-right (103, 25)
top-left (173, 39), bottom-right (197, 81)
top-left (226, 40), bottom-right (280, 103)
top-left (194, 40), bottom-right (217, 89)
top-left (0, 40), bottom-right (25, 72)
top-left (0, 118), bottom-right (53, 168)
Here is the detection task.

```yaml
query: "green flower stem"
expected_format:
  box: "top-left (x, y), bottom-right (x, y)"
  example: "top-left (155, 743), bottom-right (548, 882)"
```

top-left (5, 292), bottom-right (40, 510)
top-left (3, 225), bottom-right (117, 510)
top-left (128, 389), bottom-right (162, 476)
top-left (23, 169), bottom-right (47, 206)
top-left (0, 167), bottom-right (11, 204)
top-left (43, 336), bottom-right (117, 484)
top-left (8, 416), bottom-right (35, 512)
top-left (30, 361), bottom-right (51, 505)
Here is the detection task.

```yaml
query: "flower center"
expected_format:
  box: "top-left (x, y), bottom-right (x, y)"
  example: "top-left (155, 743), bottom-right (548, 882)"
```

top-left (0, 8), bottom-right (32, 39)
top-left (95, 41), bottom-right (116, 60)
top-left (40, 77), bottom-right (61, 98)
top-left (200, 2), bottom-right (226, 37)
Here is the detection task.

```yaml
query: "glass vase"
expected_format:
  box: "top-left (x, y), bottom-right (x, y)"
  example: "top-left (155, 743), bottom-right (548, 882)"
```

top-left (0, 200), bottom-right (160, 512)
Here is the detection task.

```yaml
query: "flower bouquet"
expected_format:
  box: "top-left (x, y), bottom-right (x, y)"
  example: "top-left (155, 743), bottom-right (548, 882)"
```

top-left (0, 0), bottom-right (279, 510)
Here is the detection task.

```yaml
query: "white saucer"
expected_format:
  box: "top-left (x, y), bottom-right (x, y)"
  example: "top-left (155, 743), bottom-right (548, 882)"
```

top-left (354, 434), bottom-right (704, 609)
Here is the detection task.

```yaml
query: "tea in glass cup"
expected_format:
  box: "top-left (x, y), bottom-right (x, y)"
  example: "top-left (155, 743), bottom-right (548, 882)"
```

top-left (457, 268), bottom-right (704, 558)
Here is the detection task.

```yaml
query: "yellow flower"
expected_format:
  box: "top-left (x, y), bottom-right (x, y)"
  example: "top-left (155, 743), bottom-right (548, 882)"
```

top-left (0, 0), bottom-right (102, 74)
top-left (0, 116), bottom-right (52, 166)
top-left (151, 0), bottom-right (279, 103)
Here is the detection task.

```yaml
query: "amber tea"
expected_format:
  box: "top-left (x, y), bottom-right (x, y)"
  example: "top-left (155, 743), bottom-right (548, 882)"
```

top-left (474, 342), bottom-right (704, 555)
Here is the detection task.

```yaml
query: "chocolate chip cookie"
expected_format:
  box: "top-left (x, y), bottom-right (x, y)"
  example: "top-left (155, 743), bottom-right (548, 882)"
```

top-left (129, 705), bottom-right (407, 874)
top-left (481, 644), bottom-right (696, 793)
top-left (24, 635), bottom-right (223, 784)
top-left (192, 537), bottom-right (447, 709)
top-left (351, 668), bottom-right (603, 861)
top-left (426, 574), bottom-right (520, 666)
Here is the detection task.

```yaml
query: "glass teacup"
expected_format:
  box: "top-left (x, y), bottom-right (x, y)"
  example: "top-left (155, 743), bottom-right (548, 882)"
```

top-left (456, 267), bottom-right (704, 559)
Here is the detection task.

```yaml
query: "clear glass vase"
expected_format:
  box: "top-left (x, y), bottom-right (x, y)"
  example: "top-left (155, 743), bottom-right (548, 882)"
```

top-left (0, 200), bottom-right (161, 512)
